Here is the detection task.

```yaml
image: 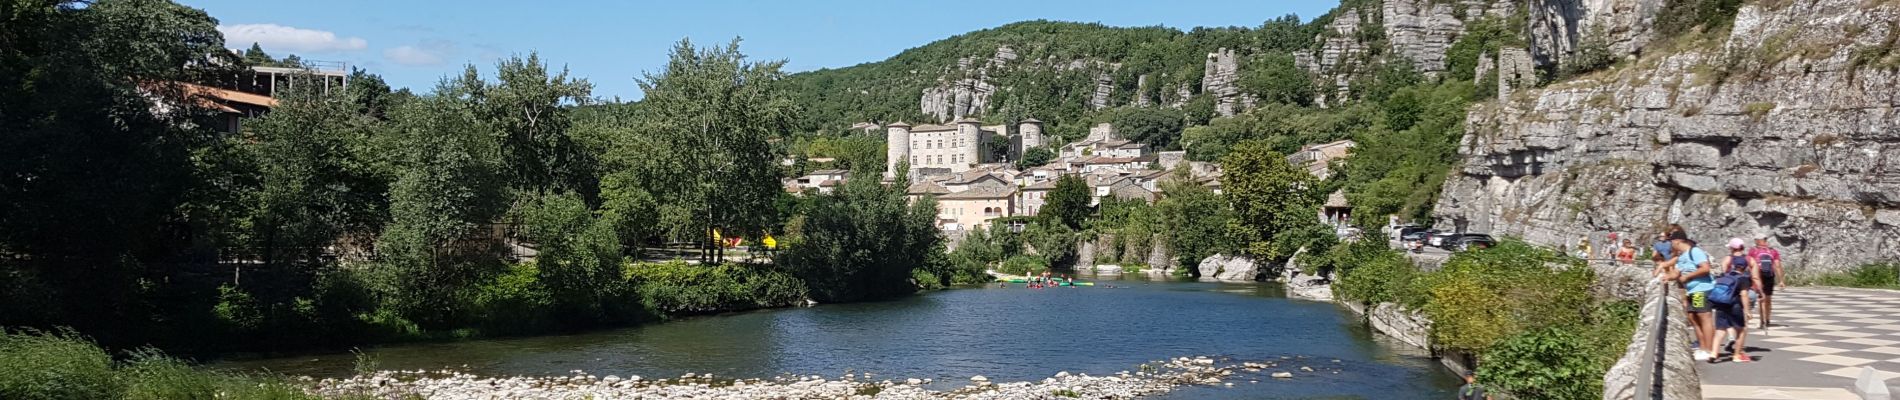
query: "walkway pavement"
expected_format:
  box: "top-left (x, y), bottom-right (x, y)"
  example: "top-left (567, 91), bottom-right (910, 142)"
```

top-left (1701, 286), bottom-right (1900, 399)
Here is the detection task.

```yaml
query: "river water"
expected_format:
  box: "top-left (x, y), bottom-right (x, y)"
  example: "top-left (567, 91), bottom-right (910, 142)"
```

top-left (221, 275), bottom-right (1460, 398)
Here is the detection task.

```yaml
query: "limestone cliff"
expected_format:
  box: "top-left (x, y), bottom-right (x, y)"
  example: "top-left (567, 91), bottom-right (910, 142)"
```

top-left (1436, 0), bottom-right (1900, 274)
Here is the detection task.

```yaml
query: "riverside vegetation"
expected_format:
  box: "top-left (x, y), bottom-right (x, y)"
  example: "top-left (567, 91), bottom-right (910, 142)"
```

top-left (5, 0), bottom-right (1851, 399)
top-left (1328, 236), bottom-right (1640, 400)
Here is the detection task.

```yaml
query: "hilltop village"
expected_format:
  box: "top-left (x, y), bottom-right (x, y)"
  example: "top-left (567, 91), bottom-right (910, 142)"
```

top-left (786, 119), bottom-right (1356, 237)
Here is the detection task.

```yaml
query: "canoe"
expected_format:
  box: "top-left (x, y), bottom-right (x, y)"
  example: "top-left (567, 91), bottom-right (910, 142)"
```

top-left (997, 279), bottom-right (1093, 286)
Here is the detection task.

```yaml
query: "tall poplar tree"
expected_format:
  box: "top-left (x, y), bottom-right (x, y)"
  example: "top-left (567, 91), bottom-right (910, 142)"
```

top-left (612, 38), bottom-right (792, 263)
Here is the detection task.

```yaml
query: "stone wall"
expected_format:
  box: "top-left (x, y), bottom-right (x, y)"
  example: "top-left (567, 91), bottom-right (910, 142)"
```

top-left (1602, 280), bottom-right (1701, 400)
top-left (1437, 0), bottom-right (1900, 275)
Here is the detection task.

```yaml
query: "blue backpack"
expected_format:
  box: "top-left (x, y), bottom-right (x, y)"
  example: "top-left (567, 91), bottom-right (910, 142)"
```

top-left (1710, 271), bottom-right (1744, 304)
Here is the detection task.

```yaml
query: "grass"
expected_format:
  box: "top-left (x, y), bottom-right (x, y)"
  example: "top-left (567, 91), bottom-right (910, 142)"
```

top-left (1796, 263), bottom-right (1900, 289)
top-left (0, 329), bottom-right (362, 400)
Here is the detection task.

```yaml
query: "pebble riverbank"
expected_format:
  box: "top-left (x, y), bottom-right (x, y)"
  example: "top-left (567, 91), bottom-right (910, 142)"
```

top-left (302, 356), bottom-right (1342, 399)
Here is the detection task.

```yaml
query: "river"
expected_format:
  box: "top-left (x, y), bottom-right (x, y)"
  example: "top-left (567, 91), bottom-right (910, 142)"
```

top-left (220, 274), bottom-right (1460, 399)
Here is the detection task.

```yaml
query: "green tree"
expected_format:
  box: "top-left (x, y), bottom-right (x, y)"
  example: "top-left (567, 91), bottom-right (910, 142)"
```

top-left (1240, 53), bottom-right (1313, 106)
top-left (476, 54), bottom-right (596, 196)
top-left (1015, 147), bottom-right (1056, 169)
top-left (1154, 167), bottom-right (1235, 267)
top-left (1040, 175), bottom-right (1092, 230)
top-left (1100, 107), bottom-right (1187, 150)
top-left (513, 192), bottom-right (622, 323)
top-left (373, 80), bottom-right (511, 328)
top-left (242, 43), bottom-right (273, 66)
top-left (1220, 140), bottom-right (1323, 262)
top-left (778, 172), bottom-right (942, 302)
top-left (241, 83), bottom-right (391, 268)
top-left (612, 38), bottom-right (791, 263)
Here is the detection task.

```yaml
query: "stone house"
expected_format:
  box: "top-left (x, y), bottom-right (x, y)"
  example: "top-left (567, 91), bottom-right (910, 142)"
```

top-left (935, 186), bottom-right (1016, 232)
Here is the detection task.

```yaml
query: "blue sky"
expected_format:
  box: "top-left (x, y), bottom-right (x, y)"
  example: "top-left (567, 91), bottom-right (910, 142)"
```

top-left (184, 0), bottom-right (1339, 100)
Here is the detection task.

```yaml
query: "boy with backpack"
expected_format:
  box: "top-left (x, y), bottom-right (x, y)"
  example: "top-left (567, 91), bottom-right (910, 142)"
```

top-left (1711, 238), bottom-right (1761, 363)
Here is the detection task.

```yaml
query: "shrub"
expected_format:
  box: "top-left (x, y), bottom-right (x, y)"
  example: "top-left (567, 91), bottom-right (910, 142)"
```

top-left (122, 350), bottom-right (218, 400)
top-left (1424, 240), bottom-right (1592, 352)
top-left (628, 262), bottom-right (808, 316)
top-left (471, 262), bottom-right (555, 334)
top-left (1477, 328), bottom-right (1609, 400)
top-left (0, 329), bottom-right (120, 400)
top-left (1000, 256), bottom-right (1052, 275)
top-left (1331, 248), bottom-right (1427, 308)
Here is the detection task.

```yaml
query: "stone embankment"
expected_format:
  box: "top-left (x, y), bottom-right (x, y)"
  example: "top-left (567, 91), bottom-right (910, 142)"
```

top-left (303, 356), bottom-right (1336, 399)
top-left (1601, 279), bottom-right (1701, 400)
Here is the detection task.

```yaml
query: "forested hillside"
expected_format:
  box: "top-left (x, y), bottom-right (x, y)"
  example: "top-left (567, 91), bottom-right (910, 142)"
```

top-left (780, 18), bottom-right (1318, 142)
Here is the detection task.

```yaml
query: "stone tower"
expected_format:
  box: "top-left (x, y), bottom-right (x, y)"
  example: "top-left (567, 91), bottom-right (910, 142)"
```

top-left (955, 118), bottom-right (981, 166)
top-left (885, 122), bottom-right (911, 178)
top-left (1017, 118), bottom-right (1044, 150)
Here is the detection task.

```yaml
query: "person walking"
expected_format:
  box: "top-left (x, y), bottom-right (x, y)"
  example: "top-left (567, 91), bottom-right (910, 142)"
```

top-left (1749, 237), bottom-right (1782, 328)
top-left (1576, 237), bottom-right (1593, 259)
top-left (1713, 238), bottom-right (1760, 363)
top-left (1662, 231), bottom-right (1717, 361)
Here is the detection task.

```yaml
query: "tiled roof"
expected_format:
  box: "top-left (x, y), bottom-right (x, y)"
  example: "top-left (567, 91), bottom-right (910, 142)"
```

top-left (910, 124), bottom-right (954, 132)
top-left (906, 181), bottom-right (950, 195)
top-left (939, 186), bottom-right (1014, 200)
top-left (1023, 180), bottom-right (1059, 190)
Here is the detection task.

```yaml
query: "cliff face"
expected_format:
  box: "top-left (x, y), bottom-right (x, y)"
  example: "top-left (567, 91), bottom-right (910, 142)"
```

top-left (1436, 0), bottom-right (1900, 274)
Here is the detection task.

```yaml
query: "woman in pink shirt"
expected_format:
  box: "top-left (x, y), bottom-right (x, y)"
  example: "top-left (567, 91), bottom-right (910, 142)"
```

top-left (1748, 237), bottom-right (1782, 328)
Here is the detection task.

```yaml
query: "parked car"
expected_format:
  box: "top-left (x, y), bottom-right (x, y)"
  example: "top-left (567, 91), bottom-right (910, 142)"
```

top-left (1442, 233), bottom-right (1497, 251)
top-left (1426, 231), bottom-right (1452, 248)
top-left (1402, 230), bottom-right (1438, 253)
top-left (1395, 225), bottom-right (1430, 241)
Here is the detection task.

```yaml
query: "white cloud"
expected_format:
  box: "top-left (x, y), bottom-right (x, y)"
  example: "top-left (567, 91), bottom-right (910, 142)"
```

top-left (382, 41), bottom-right (458, 66)
top-left (219, 24), bottom-right (368, 53)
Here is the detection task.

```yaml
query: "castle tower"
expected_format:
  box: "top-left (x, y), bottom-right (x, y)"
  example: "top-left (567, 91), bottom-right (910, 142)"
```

top-left (886, 122), bottom-right (911, 178)
top-left (1018, 118), bottom-right (1044, 150)
top-left (955, 118), bottom-right (981, 169)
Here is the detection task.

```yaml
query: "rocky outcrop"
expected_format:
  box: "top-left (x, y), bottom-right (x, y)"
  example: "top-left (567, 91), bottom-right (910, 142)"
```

top-left (1090, 71), bottom-right (1115, 110)
top-left (1297, 8), bottom-right (1374, 107)
top-left (1201, 48), bottom-right (1255, 117)
top-left (1197, 253), bottom-right (1261, 281)
top-left (1279, 248), bottom-right (1334, 301)
top-left (1437, 0), bottom-right (1900, 275)
top-left (921, 77), bottom-right (994, 122)
top-left (1368, 303), bottom-right (1433, 349)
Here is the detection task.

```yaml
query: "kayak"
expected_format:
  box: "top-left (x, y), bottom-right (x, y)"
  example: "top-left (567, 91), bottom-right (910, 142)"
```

top-left (998, 278), bottom-right (1093, 286)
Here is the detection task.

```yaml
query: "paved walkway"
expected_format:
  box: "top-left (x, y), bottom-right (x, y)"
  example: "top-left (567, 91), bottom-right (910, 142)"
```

top-left (1701, 286), bottom-right (1900, 399)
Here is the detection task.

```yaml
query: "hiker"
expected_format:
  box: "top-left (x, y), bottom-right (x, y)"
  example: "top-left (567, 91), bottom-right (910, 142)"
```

top-left (1662, 231), bottom-right (1717, 361)
top-left (1576, 237), bottom-right (1593, 259)
top-left (1712, 238), bottom-right (1760, 363)
top-left (1749, 237), bottom-right (1782, 328)
top-left (1457, 371), bottom-right (1491, 400)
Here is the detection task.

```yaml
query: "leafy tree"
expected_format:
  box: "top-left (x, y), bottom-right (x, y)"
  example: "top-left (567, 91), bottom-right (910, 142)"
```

top-left (1154, 167), bottom-right (1235, 267)
top-left (1040, 175), bottom-right (1092, 230)
top-left (242, 43), bottom-right (272, 66)
top-left (1099, 107), bottom-right (1187, 150)
top-left (778, 172), bottom-right (941, 302)
top-left (241, 84), bottom-right (390, 267)
top-left (513, 192), bottom-right (622, 323)
top-left (611, 38), bottom-right (791, 263)
top-left (0, 0), bottom-right (238, 343)
top-left (373, 81), bottom-right (511, 328)
top-left (1015, 147), bottom-right (1056, 169)
top-left (1240, 53), bottom-right (1313, 106)
top-left (475, 54), bottom-right (596, 196)
top-left (1220, 140), bottom-right (1323, 262)
top-left (1021, 218), bottom-right (1079, 268)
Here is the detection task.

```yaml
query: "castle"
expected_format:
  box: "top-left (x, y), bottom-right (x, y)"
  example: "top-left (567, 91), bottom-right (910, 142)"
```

top-left (884, 118), bottom-right (1043, 178)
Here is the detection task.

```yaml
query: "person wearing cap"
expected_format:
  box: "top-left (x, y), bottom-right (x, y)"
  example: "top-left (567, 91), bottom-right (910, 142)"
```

top-left (1748, 237), bottom-right (1782, 328)
top-left (1714, 237), bottom-right (1761, 363)
top-left (1660, 230), bottom-right (1717, 361)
